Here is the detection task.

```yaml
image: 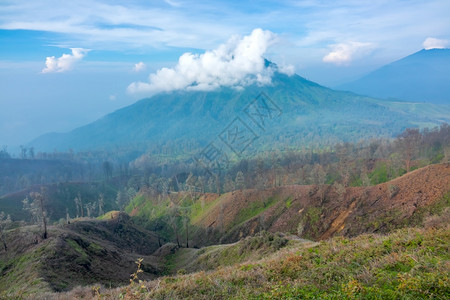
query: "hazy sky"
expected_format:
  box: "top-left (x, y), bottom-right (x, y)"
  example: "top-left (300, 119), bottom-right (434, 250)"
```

top-left (1, 0), bottom-right (449, 147)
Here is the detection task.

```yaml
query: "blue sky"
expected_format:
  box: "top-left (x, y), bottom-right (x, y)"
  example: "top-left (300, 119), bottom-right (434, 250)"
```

top-left (1, 0), bottom-right (449, 148)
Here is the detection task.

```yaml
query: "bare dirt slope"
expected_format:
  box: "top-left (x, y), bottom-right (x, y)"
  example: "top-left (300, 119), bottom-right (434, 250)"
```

top-left (191, 163), bottom-right (449, 244)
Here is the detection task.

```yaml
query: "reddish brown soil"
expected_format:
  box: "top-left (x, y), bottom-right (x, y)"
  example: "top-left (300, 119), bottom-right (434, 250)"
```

top-left (192, 163), bottom-right (449, 242)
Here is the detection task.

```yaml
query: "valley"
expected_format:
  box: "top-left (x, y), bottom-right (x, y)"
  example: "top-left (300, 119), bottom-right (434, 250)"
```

top-left (1, 106), bottom-right (448, 299)
top-left (1, 10), bottom-right (449, 298)
top-left (0, 161), bottom-right (448, 298)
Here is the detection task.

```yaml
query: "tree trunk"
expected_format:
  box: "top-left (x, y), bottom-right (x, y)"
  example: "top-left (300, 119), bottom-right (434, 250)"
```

top-left (43, 218), bottom-right (48, 239)
top-left (1, 235), bottom-right (6, 252)
top-left (39, 195), bottom-right (48, 239)
top-left (185, 220), bottom-right (189, 248)
top-left (175, 230), bottom-right (180, 247)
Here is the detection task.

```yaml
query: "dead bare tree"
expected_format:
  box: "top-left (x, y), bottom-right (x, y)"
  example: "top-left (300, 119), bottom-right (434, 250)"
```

top-left (0, 211), bottom-right (11, 251)
top-left (23, 190), bottom-right (48, 239)
top-left (98, 193), bottom-right (104, 216)
top-left (218, 203), bottom-right (225, 233)
top-left (311, 164), bottom-right (327, 202)
top-left (167, 205), bottom-right (181, 247)
top-left (180, 209), bottom-right (191, 248)
top-left (215, 174), bottom-right (221, 196)
top-left (396, 128), bottom-right (420, 173)
top-left (74, 196), bottom-right (81, 218)
top-left (85, 202), bottom-right (96, 218)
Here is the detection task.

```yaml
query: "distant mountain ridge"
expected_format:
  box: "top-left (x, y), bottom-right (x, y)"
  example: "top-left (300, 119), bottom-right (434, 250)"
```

top-left (29, 68), bottom-right (450, 153)
top-left (338, 49), bottom-right (450, 104)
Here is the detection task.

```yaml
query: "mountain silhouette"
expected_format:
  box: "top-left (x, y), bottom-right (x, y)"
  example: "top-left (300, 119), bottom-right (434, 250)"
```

top-left (338, 49), bottom-right (450, 104)
top-left (29, 68), bottom-right (449, 153)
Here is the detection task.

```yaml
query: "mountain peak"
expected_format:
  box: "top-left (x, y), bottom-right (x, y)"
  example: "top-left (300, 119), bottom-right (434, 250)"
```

top-left (338, 49), bottom-right (450, 104)
top-left (28, 71), bottom-right (447, 153)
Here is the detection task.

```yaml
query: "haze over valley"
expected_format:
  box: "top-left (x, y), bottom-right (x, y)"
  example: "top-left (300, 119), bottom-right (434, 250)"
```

top-left (0, 1), bottom-right (449, 299)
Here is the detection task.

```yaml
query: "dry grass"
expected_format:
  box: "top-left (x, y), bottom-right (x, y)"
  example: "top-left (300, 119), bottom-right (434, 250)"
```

top-left (36, 218), bottom-right (449, 299)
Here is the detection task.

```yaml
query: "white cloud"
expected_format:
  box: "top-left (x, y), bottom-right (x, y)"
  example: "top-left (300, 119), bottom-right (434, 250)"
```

top-left (323, 42), bottom-right (374, 65)
top-left (128, 28), bottom-right (293, 95)
top-left (109, 94), bottom-right (116, 101)
top-left (41, 48), bottom-right (89, 73)
top-left (0, 0), bottom-right (240, 51)
top-left (423, 37), bottom-right (448, 50)
top-left (2, 1), bottom-right (449, 68)
top-left (133, 62), bottom-right (146, 72)
top-left (278, 64), bottom-right (295, 76)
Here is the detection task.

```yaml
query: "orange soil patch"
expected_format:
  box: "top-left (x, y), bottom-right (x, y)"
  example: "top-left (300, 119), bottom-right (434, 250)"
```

top-left (193, 163), bottom-right (449, 242)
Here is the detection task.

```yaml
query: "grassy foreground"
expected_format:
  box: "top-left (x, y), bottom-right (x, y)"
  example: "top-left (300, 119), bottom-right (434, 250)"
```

top-left (47, 215), bottom-right (449, 299)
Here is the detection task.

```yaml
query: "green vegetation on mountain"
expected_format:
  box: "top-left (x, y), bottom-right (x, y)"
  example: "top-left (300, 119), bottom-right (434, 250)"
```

top-left (0, 81), bottom-right (448, 299)
top-left (29, 70), bottom-right (450, 153)
top-left (0, 137), bottom-right (448, 298)
top-left (163, 231), bottom-right (295, 275)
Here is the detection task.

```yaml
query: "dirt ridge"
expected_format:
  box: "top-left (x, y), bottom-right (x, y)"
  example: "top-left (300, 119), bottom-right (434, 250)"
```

top-left (190, 163), bottom-right (449, 243)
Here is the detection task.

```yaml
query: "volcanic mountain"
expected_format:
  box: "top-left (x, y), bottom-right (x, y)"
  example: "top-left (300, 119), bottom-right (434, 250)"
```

top-left (29, 68), bottom-right (450, 153)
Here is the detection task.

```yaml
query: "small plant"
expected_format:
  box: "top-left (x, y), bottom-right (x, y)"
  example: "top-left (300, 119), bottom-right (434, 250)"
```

top-left (342, 279), bottom-right (363, 298)
top-left (285, 197), bottom-right (293, 208)
top-left (92, 285), bottom-right (102, 298)
top-left (177, 268), bottom-right (187, 275)
top-left (120, 258), bottom-right (146, 299)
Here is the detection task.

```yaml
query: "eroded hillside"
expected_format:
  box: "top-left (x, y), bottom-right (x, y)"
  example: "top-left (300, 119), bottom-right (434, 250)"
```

top-left (129, 163), bottom-right (449, 246)
top-left (1, 163), bottom-right (448, 298)
top-left (0, 214), bottom-right (162, 296)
